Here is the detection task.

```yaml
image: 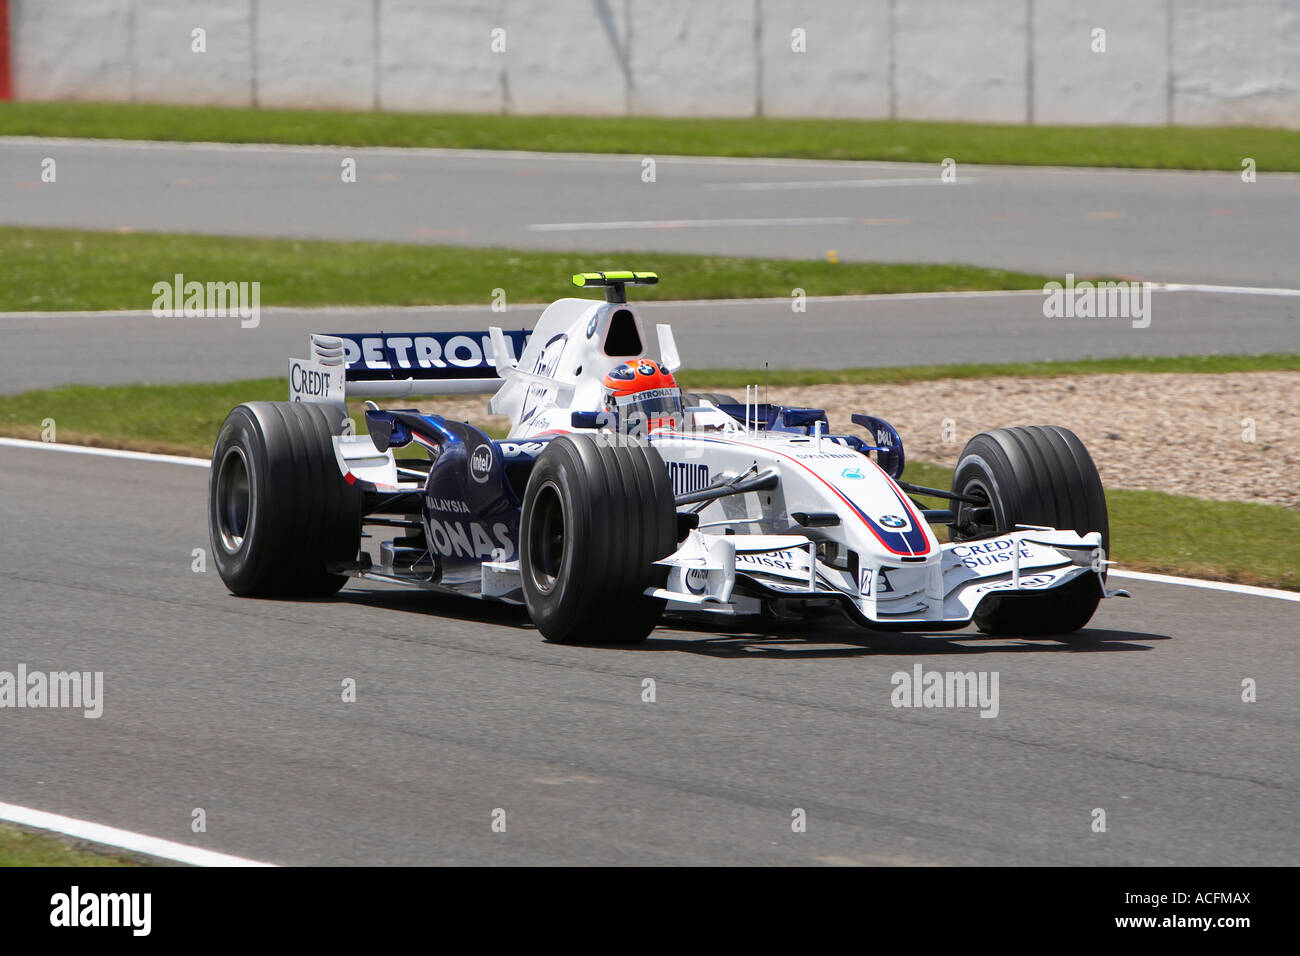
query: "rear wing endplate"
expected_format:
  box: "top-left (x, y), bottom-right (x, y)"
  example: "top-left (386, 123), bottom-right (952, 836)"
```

top-left (288, 329), bottom-right (530, 402)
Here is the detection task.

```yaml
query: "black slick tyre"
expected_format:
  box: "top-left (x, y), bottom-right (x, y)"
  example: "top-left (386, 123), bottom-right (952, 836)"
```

top-left (208, 401), bottom-right (363, 597)
top-left (519, 434), bottom-right (677, 644)
top-left (950, 425), bottom-right (1109, 636)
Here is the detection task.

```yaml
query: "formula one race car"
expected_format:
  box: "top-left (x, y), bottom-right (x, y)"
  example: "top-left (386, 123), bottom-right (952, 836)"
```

top-left (208, 270), bottom-right (1127, 644)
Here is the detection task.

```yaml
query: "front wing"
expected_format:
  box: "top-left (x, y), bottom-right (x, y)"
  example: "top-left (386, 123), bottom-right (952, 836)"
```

top-left (649, 527), bottom-right (1128, 631)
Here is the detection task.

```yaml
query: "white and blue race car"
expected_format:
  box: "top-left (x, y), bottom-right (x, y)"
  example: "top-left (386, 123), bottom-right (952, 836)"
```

top-left (209, 271), bottom-right (1127, 644)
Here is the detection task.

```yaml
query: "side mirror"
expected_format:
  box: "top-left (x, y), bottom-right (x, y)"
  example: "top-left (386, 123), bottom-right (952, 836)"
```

top-left (571, 411), bottom-right (615, 430)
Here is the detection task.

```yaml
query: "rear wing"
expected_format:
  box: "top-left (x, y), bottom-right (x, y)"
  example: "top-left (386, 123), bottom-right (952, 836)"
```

top-left (289, 329), bottom-right (530, 403)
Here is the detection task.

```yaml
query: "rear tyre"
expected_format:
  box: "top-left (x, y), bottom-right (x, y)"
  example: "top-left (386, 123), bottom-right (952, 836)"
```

top-left (208, 401), bottom-right (363, 597)
top-left (519, 434), bottom-right (677, 644)
top-left (950, 425), bottom-right (1108, 636)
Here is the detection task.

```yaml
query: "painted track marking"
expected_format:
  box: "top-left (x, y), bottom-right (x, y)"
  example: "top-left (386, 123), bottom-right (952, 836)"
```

top-left (0, 436), bottom-right (209, 466)
top-left (702, 176), bottom-right (978, 191)
top-left (529, 215), bottom-right (857, 231)
top-left (3, 284), bottom-right (1299, 323)
top-left (0, 800), bottom-right (277, 867)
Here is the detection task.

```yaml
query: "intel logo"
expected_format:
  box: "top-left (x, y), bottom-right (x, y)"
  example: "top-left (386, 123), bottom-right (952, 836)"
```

top-left (470, 444), bottom-right (493, 483)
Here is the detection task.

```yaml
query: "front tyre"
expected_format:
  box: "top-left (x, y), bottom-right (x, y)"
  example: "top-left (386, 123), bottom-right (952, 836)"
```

top-left (519, 434), bottom-right (677, 644)
top-left (951, 425), bottom-right (1109, 636)
top-left (208, 401), bottom-right (363, 597)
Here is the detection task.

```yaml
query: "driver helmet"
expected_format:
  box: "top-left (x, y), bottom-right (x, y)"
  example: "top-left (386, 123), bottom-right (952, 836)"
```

top-left (601, 359), bottom-right (683, 434)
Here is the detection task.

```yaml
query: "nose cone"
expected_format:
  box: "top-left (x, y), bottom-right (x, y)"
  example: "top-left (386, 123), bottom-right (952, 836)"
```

top-left (820, 458), bottom-right (936, 560)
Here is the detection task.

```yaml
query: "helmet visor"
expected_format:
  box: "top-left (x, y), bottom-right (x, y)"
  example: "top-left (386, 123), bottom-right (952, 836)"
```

top-left (614, 387), bottom-right (683, 433)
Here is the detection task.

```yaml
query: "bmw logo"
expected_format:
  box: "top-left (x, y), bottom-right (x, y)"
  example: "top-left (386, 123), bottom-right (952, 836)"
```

top-left (587, 315), bottom-right (599, 338)
top-left (878, 514), bottom-right (907, 529)
top-left (638, 361), bottom-right (656, 376)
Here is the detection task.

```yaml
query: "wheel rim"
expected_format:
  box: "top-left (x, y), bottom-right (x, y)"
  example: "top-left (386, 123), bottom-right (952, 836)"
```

top-left (215, 445), bottom-right (252, 552)
top-left (954, 477), bottom-right (998, 541)
top-left (527, 481), bottom-right (566, 594)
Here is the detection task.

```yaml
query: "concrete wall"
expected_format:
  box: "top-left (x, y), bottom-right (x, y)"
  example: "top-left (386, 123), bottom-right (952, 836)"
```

top-left (1171, 0), bottom-right (1300, 126)
top-left (895, 0), bottom-right (1029, 124)
top-left (11, 0), bottom-right (1300, 127)
top-left (1032, 0), bottom-right (1170, 125)
top-left (760, 0), bottom-right (890, 119)
top-left (134, 0), bottom-right (252, 107)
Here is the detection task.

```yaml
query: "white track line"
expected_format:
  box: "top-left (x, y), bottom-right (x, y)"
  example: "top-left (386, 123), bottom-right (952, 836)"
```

top-left (0, 800), bottom-right (276, 867)
top-left (0, 290), bottom-right (1046, 320)
top-left (1, 286), bottom-right (1297, 322)
top-left (3, 437), bottom-right (1295, 602)
top-left (529, 215), bottom-right (858, 231)
top-left (1153, 282), bottom-right (1300, 297)
top-left (703, 177), bottom-right (978, 191)
top-left (0, 437), bottom-right (209, 467)
top-left (1107, 569), bottom-right (1300, 602)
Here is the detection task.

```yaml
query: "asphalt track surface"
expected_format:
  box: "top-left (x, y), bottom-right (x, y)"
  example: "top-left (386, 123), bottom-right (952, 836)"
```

top-left (3, 288), bottom-right (1297, 394)
top-left (1, 442), bottom-right (1297, 866)
top-left (2, 136), bottom-right (1298, 867)
top-left (3, 138), bottom-right (1300, 286)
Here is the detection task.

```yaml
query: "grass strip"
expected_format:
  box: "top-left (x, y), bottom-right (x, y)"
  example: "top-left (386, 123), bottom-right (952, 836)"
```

top-left (4, 102), bottom-right (1299, 171)
top-left (901, 461), bottom-right (1297, 591)
top-left (1, 225), bottom-right (1054, 312)
top-left (0, 824), bottom-right (141, 866)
